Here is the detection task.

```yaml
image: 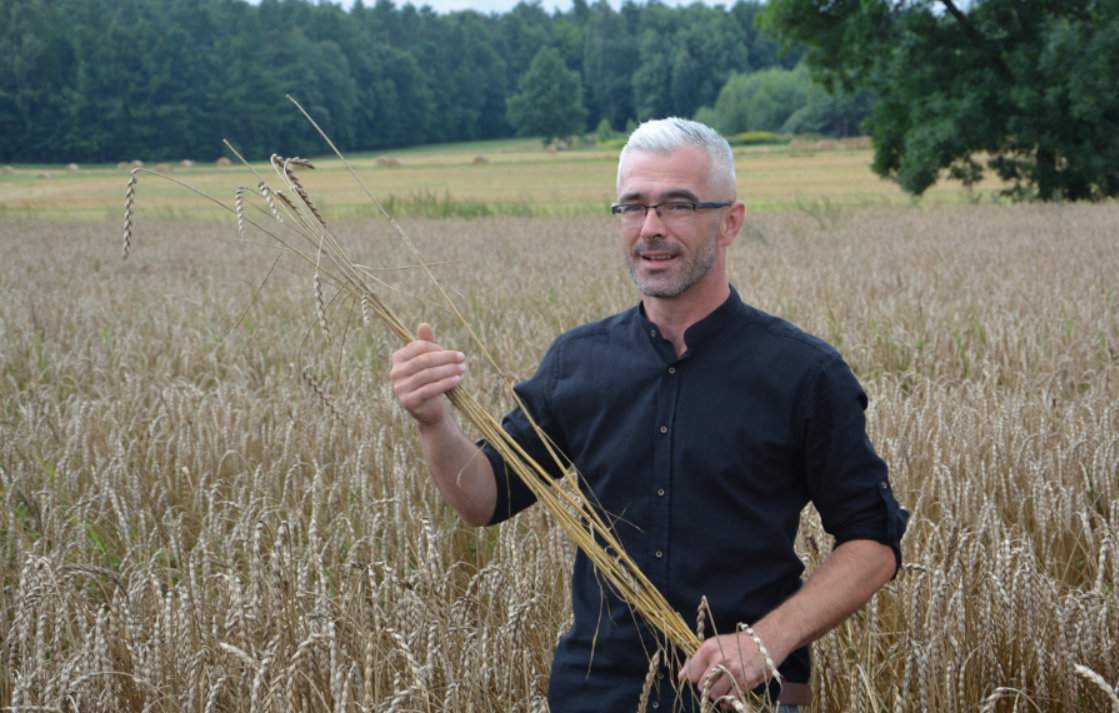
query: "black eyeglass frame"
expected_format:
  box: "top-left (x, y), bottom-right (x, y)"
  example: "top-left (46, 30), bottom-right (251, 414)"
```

top-left (610, 200), bottom-right (734, 218)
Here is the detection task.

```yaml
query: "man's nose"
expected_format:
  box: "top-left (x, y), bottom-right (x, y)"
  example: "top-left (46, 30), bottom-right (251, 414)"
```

top-left (639, 206), bottom-right (667, 236)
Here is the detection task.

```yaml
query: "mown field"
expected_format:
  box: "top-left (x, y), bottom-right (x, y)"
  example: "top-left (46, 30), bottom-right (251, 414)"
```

top-left (1, 146), bottom-right (1117, 712)
top-left (0, 139), bottom-right (1007, 222)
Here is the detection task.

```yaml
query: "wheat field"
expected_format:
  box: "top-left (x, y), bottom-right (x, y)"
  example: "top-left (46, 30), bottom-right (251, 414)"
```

top-left (1, 203), bottom-right (1117, 712)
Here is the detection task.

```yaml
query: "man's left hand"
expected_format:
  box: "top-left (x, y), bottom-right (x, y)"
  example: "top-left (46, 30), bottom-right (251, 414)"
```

top-left (679, 629), bottom-right (783, 704)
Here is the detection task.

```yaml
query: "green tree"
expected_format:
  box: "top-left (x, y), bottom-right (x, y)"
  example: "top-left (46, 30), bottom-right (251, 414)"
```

top-left (630, 4), bottom-right (677, 121)
top-left (696, 67), bottom-right (809, 134)
top-left (582, 2), bottom-right (637, 130)
top-left (669, 5), bottom-right (750, 116)
top-left (781, 82), bottom-right (872, 138)
top-left (506, 46), bottom-right (587, 143)
top-left (500, 2), bottom-right (554, 87)
top-left (434, 11), bottom-right (509, 141)
top-left (730, 1), bottom-right (803, 70)
top-left (761, 0), bottom-right (1119, 200)
top-left (697, 62), bottom-right (872, 137)
top-left (0, 0), bottom-right (78, 162)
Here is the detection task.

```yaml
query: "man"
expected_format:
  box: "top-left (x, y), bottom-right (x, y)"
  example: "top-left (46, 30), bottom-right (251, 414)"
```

top-left (389, 118), bottom-right (908, 712)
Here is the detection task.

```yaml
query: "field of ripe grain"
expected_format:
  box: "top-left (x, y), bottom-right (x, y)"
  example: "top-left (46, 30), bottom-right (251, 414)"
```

top-left (1, 203), bottom-right (1116, 712)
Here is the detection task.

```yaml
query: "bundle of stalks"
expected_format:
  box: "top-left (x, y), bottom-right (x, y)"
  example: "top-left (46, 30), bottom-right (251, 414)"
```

top-left (120, 96), bottom-right (775, 711)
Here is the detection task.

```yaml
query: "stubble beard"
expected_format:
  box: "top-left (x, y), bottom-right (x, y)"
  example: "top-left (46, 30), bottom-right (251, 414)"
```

top-left (626, 232), bottom-right (718, 299)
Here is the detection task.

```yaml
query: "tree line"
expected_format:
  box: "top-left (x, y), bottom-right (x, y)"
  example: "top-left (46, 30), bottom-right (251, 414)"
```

top-left (8, 0), bottom-right (1107, 199)
top-left (0, 0), bottom-right (809, 164)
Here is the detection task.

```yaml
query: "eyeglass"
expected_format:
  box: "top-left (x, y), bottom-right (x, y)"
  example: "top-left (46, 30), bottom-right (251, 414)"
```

top-left (610, 200), bottom-right (732, 226)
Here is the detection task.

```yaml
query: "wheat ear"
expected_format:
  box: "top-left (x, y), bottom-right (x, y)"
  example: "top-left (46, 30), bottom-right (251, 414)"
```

top-left (737, 622), bottom-right (781, 685)
top-left (696, 595), bottom-right (710, 642)
top-left (301, 367), bottom-right (341, 421)
top-left (313, 271), bottom-right (330, 339)
top-left (635, 651), bottom-right (661, 713)
top-left (281, 156), bottom-right (325, 227)
top-left (234, 187), bottom-right (248, 239)
top-left (257, 182), bottom-right (284, 223)
top-left (1074, 664), bottom-right (1119, 713)
top-left (360, 294), bottom-right (371, 326)
top-left (122, 168), bottom-right (139, 259)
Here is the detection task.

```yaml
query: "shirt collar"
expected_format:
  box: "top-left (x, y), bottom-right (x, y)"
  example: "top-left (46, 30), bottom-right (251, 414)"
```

top-left (634, 285), bottom-right (748, 361)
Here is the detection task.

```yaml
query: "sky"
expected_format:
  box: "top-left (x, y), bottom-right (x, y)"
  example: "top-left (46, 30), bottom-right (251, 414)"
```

top-left (331, 0), bottom-right (724, 13)
top-left (424, 0), bottom-right (716, 11)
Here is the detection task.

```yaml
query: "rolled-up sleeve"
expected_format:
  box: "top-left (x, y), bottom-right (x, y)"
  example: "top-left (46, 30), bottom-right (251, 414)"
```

top-left (799, 357), bottom-right (909, 573)
top-left (482, 342), bottom-right (569, 525)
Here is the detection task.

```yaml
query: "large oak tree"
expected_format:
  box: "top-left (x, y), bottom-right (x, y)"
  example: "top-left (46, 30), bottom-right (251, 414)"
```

top-left (761, 0), bottom-right (1119, 200)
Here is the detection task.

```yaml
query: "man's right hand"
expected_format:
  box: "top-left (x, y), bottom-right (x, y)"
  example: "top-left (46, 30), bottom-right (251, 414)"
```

top-left (388, 323), bottom-right (496, 527)
top-left (389, 323), bottom-right (467, 427)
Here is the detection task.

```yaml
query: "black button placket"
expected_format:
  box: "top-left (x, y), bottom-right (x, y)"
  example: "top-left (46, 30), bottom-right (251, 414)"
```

top-left (649, 331), bottom-right (680, 588)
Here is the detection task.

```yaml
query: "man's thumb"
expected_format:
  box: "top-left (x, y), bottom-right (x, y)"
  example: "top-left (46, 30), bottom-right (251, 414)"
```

top-left (416, 323), bottom-right (434, 342)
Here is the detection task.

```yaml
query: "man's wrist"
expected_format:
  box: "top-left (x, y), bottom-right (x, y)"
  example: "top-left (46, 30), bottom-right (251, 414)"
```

top-left (751, 615), bottom-right (798, 670)
top-left (414, 409), bottom-right (453, 437)
top-left (738, 623), bottom-right (781, 682)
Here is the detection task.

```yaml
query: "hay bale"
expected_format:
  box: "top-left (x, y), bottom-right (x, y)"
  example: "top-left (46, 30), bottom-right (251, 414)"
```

top-left (215, 156), bottom-right (232, 167)
top-left (37, 171), bottom-right (51, 180)
top-left (1, 165), bottom-right (14, 175)
top-left (180, 159), bottom-right (195, 168)
top-left (155, 163), bottom-right (173, 173)
top-left (376, 157), bottom-right (401, 168)
top-left (472, 155), bottom-right (489, 165)
top-left (130, 160), bottom-right (144, 168)
top-left (117, 162), bottom-right (130, 170)
top-left (65, 163), bottom-right (80, 172)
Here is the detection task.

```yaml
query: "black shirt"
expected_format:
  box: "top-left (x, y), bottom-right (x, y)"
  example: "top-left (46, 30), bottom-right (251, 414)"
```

top-left (482, 287), bottom-right (908, 712)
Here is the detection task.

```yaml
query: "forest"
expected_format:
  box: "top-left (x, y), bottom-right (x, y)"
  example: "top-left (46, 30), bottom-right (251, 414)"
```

top-left (0, 0), bottom-right (829, 163)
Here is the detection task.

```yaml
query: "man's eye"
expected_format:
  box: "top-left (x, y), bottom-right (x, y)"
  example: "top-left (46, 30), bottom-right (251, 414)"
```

top-left (664, 202), bottom-right (694, 213)
top-left (620, 204), bottom-right (645, 215)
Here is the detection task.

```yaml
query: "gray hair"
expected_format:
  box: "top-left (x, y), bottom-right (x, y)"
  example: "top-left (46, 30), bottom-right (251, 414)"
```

top-left (617, 117), bottom-right (736, 195)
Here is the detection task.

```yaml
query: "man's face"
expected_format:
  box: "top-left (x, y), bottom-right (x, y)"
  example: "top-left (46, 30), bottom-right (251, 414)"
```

top-left (615, 147), bottom-right (736, 299)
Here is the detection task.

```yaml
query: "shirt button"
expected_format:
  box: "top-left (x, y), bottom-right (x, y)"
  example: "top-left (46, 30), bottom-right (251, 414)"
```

top-left (659, 425), bottom-right (668, 434)
top-left (667, 367), bottom-right (676, 374)
top-left (652, 703), bottom-right (659, 709)
top-left (655, 550), bottom-right (664, 558)
top-left (650, 329), bottom-right (657, 337)
top-left (656, 488), bottom-right (665, 496)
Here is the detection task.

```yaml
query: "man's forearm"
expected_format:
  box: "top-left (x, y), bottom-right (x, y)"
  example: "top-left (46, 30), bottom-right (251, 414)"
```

top-left (756, 539), bottom-right (897, 665)
top-left (416, 416), bottom-right (498, 527)
top-left (679, 539), bottom-right (897, 695)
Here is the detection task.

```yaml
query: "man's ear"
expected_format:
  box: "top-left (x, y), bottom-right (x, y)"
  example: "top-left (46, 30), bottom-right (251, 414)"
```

top-left (720, 201), bottom-right (746, 247)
